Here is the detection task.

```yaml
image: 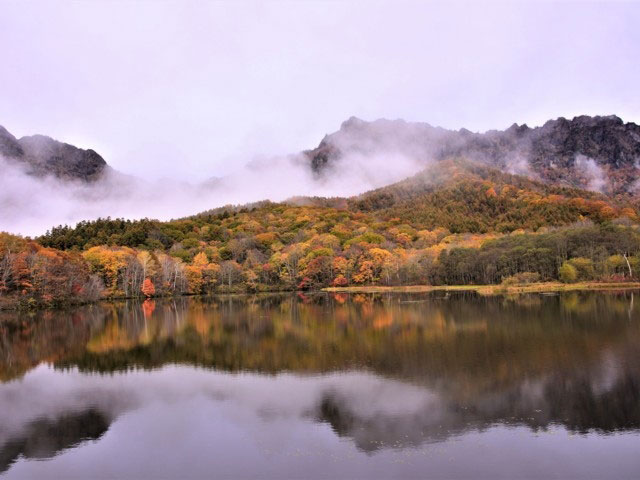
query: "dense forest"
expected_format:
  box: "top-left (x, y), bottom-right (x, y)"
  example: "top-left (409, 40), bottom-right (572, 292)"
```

top-left (2, 162), bottom-right (640, 308)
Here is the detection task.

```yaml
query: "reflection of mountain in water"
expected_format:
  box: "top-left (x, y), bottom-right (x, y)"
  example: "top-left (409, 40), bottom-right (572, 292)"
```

top-left (0, 408), bottom-right (109, 473)
top-left (316, 347), bottom-right (640, 452)
top-left (1, 291), bottom-right (639, 458)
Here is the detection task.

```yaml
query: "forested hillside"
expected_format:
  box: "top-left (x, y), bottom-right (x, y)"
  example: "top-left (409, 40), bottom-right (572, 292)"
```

top-left (346, 160), bottom-right (630, 232)
top-left (2, 161), bottom-right (639, 308)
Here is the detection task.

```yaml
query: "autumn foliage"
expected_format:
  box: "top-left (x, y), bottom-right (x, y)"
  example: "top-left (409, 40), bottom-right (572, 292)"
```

top-left (3, 162), bottom-right (640, 308)
top-left (0, 232), bottom-right (102, 308)
top-left (141, 278), bottom-right (155, 297)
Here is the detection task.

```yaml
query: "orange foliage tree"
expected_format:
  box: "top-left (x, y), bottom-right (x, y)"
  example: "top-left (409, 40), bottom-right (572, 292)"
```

top-left (141, 278), bottom-right (155, 297)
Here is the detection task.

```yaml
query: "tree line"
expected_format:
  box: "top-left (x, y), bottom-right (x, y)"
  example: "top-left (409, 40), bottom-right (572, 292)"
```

top-left (2, 201), bottom-right (640, 309)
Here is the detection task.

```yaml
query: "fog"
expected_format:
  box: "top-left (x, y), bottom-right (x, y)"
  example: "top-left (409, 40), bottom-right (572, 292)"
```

top-left (0, 365), bottom-right (436, 453)
top-left (0, 114), bottom-right (542, 236)
top-left (0, 136), bottom-right (429, 236)
top-left (0, 113), bottom-right (630, 236)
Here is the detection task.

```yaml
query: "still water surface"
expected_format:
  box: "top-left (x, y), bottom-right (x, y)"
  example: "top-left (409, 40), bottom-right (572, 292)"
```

top-left (0, 291), bottom-right (639, 479)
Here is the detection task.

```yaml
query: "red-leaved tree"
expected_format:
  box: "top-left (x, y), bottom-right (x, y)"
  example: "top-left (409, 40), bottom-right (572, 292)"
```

top-left (141, 278), bottom-right (155, 297)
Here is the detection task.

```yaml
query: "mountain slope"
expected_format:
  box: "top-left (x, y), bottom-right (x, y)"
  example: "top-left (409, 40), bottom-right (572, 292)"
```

top-left (40, 159), bottom-right (637, 252)
top-left (305, 115), bottom-right (640, 197)
top-left (343, 159), bottom-right (632, 232)
top-left (282, 159), bottom-right (634, 233)
top-left (0, 125), bottom-right (107, 181)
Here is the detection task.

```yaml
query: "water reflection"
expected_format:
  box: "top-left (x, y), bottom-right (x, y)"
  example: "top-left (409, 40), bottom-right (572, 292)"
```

top-left (0, 408), bottom-right (108, 473)
top-left (0, 292), bottom-right (639, 478)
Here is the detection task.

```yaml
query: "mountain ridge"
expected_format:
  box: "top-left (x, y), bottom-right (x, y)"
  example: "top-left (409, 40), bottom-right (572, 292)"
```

top-left (2, 114), bottom-right (640, 238)
top-left (3, 113), bottom-right (640, 196)
top-left (305, 114), bottom-right (640, 198)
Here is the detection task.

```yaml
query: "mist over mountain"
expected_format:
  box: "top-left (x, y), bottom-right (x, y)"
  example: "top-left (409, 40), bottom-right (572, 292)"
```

top-left (2, 115), bottom-right (640, 237)
top-left (0, 125), bottom-right (320, 236)
top-left (306, 115), bottom-right (640, 197)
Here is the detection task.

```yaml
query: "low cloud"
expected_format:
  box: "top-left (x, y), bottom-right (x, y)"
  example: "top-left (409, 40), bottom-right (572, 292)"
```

top-left (0, 151), bottom-right (416, 236)
top-left (0, 126), bottom-right (442, 236)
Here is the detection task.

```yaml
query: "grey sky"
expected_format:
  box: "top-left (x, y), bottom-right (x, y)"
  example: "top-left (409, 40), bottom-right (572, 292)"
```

top-left (1, 0), bottom-right (639, 181)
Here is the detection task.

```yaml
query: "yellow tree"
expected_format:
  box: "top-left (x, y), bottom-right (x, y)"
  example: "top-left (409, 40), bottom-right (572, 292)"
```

top-left (137, 251), bottom-right (157, 280)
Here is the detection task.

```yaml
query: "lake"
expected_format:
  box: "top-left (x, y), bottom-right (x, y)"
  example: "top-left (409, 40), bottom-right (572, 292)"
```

top-left (1, 291), bottom-right (639, 479)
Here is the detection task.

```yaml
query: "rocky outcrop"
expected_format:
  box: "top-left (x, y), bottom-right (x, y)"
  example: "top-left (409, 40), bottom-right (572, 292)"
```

top-left (305, 115), bottom-right (640, 196)
top-left (0, 125), bottom-right (107, 182)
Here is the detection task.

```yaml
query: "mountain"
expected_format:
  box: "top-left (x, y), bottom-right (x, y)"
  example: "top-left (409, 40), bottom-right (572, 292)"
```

top-left (2, 114), bottom-right (640, 238)
top-left (304, 115), bottom-right (640, 197)
top-left (0, 125), bottom-right (107, 181)
top-left (287, 159), bottom-right (633, 233)
top-left (3, 113), bottom-right (640, 192)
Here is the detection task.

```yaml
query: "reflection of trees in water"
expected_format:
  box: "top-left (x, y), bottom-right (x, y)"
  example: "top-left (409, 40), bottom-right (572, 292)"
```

top-left (0, 306), bottom-right (107, 381)
top-left (0, 408), bottom-right (109, 473)
top-left (2, 292), bottom-right (639, 384)
top-left (1, 291), bottom-right (640, 454)
top-left (53, 293), bottom-right (640, 391)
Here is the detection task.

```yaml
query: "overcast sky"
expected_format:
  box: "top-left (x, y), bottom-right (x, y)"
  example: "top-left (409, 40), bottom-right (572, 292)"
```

top-left (1, 0), bottom-right (639, 180)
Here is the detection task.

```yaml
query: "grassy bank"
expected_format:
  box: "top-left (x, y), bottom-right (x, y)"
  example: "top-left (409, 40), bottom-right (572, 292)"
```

top-left (323, 282), bottom-right (640, 296)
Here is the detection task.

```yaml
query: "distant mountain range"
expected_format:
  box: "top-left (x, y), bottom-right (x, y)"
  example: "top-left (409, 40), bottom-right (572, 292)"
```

top-left (305, 115), bottom-right (640, 198)
top-left (3, 115), bottom-right (640, 199)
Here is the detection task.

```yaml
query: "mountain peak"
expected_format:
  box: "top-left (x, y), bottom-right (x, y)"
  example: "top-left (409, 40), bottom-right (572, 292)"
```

top-left (0, 125), bottom-right (107, 182)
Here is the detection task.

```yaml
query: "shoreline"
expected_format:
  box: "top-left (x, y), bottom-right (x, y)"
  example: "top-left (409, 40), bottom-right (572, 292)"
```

top-left (322, 282), bottom-right (640, 296)
top-left (3, 282), bottom-right (640, 312)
